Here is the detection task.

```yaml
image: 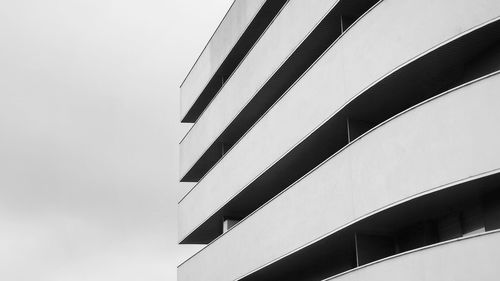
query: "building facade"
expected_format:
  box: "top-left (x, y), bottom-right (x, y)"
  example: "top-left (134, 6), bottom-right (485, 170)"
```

top-left (178, 1), bottom-right (500, 280)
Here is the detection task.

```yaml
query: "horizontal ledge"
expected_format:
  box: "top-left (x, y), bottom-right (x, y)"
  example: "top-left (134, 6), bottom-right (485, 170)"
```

top-left (237, 169), bottom-right (500, 280)
top-left (177, 66), bottom-right (500, 266)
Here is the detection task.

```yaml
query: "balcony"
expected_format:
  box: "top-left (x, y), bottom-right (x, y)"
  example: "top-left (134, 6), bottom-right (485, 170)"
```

top-left (178, 72), bottom-right (500, 281)
top-left (180, 0), bottom-right (287, 122)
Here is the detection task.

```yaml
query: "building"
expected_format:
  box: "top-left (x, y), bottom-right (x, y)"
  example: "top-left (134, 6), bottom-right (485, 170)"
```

top-left (178, 1), bottom-right (500, 280)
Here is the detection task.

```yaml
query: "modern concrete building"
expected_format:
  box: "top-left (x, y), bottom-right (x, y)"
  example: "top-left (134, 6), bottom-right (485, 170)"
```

top-left (178, 1), bottom-right (500, 280)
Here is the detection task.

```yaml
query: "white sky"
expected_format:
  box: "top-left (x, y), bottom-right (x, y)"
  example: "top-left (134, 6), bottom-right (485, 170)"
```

top-left (0, 0), bottom-right (231, 280)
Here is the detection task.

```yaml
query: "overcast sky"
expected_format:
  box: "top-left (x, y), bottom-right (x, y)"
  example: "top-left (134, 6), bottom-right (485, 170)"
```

top-left (0, 0), bottom-right (231, 280)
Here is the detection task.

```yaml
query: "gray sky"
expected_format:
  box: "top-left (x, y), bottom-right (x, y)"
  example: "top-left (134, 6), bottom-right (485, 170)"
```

top-left (0, 0), bottom-right (231, 280)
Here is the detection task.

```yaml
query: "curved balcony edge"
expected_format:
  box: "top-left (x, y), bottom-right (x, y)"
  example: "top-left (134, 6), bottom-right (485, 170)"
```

top-left (178, 0), bottom-right (354, 181)
top-left (177, 11), bottom-right (500, 244)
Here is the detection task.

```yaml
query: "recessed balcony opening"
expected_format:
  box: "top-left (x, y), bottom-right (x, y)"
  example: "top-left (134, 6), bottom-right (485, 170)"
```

top-left (222, 217), bottom-right (241, 234)
top-left (181, 0), bottom-right (288, 123)
top-left (240, 172), bottom-right (500, 281)
top-left (180, 19), bottom-right (500, 245)
top-left (180, 0), bottom-right (381, 182)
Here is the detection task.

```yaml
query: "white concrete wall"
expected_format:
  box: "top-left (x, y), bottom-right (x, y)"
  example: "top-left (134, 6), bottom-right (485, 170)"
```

top-left (177, 72), bottom-right (500, 281)
top-left (178, 0), bottom-right (500, 241)
top-left (180, 0), bottom-right (267, 120)
top-left (179, 0), bottom-right (336, 179)
top-left (330, 231), bottom-right (500, 281)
